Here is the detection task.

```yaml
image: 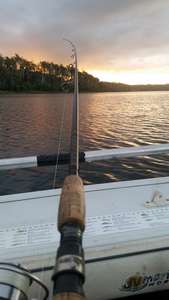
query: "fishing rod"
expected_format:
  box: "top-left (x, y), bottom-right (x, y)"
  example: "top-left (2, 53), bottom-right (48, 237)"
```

top-left (0, 42), bottom-right (86, 300)
top-left (52, 41), bottom-right (87, 300)
top-left (68, 40), bottom-right (79, 175)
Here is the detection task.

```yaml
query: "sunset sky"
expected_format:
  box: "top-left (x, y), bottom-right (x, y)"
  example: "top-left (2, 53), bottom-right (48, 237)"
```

top-left (1, 0), bottom-right (169, 84)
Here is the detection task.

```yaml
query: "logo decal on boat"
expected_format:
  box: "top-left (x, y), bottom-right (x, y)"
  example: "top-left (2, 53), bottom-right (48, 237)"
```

top-left (121, 271), bottom-right (169, 292)
top-left (121, 273), bottom-right (146, 292)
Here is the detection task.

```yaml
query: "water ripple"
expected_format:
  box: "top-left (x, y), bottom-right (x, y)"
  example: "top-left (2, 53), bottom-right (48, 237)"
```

top-left (1, 91), bottom-right (169, 195)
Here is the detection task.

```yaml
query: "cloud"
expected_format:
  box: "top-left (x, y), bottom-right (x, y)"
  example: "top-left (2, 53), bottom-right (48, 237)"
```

top-left (0, 0), bottom-right (169, 76)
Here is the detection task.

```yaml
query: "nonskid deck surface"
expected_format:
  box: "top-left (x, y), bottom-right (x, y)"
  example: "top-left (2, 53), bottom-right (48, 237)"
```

top-left (1, 206), bottom-right (169, 252)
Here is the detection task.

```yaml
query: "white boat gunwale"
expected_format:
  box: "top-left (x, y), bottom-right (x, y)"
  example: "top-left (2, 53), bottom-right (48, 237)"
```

top-left (1, 175), bottom-right (169, 203)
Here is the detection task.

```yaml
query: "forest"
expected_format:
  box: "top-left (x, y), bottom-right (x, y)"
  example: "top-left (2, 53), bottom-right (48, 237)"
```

top-left (0, 54), bottom-right (169, 92)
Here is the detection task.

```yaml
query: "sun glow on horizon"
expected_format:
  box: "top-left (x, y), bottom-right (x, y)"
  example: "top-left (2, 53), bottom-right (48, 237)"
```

top-left (89, 69), bottom-right (169, 85)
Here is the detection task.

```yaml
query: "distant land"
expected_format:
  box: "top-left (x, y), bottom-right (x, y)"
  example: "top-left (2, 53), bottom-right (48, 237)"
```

top-left (0, 54), bottom-right (169, 93)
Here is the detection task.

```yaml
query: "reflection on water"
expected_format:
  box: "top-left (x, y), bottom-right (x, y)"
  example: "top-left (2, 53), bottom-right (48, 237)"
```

top-left (0, 91), bottom-right (169, 195)
top-left (80, 92), bottom-right (169, 149)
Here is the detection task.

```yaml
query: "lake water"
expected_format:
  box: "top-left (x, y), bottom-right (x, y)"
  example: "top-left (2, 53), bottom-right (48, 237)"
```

top-left (1, 91), bottom-right (169, 195)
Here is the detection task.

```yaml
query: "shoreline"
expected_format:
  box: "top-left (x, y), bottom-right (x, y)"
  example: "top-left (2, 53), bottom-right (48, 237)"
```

top-left (1, 89), bottom-right (169, 94)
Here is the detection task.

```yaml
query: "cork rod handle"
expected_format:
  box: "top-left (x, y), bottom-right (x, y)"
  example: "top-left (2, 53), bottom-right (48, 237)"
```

top-left (53, 293), bottom-right (86, 300)
top-left (58, 175), bottom-right (85, 231)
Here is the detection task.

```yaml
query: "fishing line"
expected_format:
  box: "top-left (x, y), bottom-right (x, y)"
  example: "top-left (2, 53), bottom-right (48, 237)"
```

top-left (38, 256), bottom-right (51, 300)
top-left (38, 262), bottom-right (45, 300)
top-left (52, 94), bottom-right (67, 188)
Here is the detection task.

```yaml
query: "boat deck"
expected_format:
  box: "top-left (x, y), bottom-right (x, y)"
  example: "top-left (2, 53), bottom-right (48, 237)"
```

top-left (1, 176), bottom-right (169, 299)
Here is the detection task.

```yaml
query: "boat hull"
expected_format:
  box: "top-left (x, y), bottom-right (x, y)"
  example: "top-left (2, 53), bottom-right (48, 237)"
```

top-left (1, 176), bottom-right (169, 299)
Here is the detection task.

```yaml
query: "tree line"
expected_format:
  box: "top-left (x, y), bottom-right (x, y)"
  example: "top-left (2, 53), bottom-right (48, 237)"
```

top-left (0, 54), bottom-right (169, 92)
top-left (0, 54), bottom-right (100, 92)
